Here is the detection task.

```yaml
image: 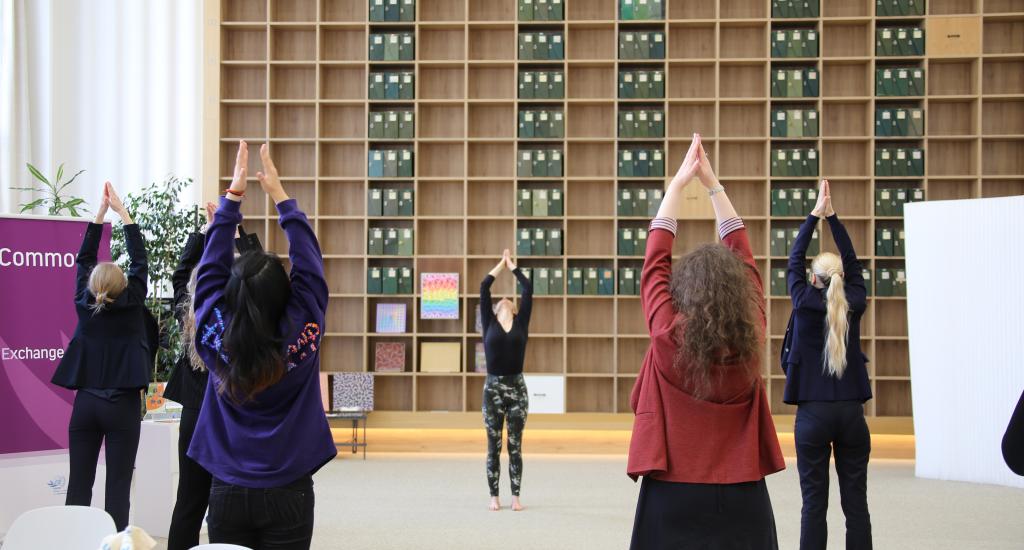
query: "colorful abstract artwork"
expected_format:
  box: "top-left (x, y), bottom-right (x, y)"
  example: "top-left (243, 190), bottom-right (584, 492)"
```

top-left (376, 303), bottom-right (407, 333)
top-left (420, 272), bottom-right (459, 319)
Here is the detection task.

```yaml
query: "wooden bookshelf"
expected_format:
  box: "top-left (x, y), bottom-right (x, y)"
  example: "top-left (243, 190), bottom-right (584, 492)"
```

top-left (207, 0), bottom-right (1023, 426)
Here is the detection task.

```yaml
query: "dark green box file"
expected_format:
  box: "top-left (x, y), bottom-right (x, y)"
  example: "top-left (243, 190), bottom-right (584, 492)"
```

top-left (805, 149), bottom-right (819, 177)
top-left (532, 229), bottom-right (547, 255)
top-left (548, 228), bottom-right (562, 255)
top-left (534, 268), bottom-right (550, 295)
top-left (386, 73), bottom-right (401, 99)
top-left (771, 109), bottom-right (787, 137)
top-left (894, 269), bottom-right (907, 296)
top-left (551, 111), bottom-right (564, 137)
top-left (381, 111), bottom-right (398, 139)
top-left (400, 0), bottom-right (414, 20)
top-left (383, 228), bottom-right (398, 255)
top-left (651, 32), bottom-right (665, 58)
top-left (619, 32), bottom-right (636, 59)
top-left (907, 108), bottom-right (924, 136)
top-left (517, 228), bottom-right (532, 256)
top-left (518, 33), bottom-right (535, 60)
top-left (635, 189), bottom-right (649, 216)
top-left (535, 111), bottom-right (550, 138)
top-left (550, 71), bottom-right (564, 98)
top-left (549, 189), bottom-right (563, 216)
top-left (620, 111), bottom-right (635, 138)
top-left (568, 268), bottom-right (583, 295)
top-left (619, 71), bottom-right (635, 98)
top-left (771, 189), bottom-right (790, 216)
top-left (790, 189), bottom-right (805, 216)
top-left (370, 34), bottom-right (386, 60)
top-left (399, 73), bottom-right (414, 99)
top-left (804, 110), bottom-right (818, 136)
top-left (397, 229), bottom-right (412, 256)
top-left (638, 71), bottom-right (652, 98)
top-left (519, 0), bottom-right (534, 19)
top-left (862, 268), bottom-right (872, 296)
top-left (369, 112), bottom-right (385, 139)
top-left (771, 268), bottom-right (788, 296)
top-left (635, 150), bottom-right (650, 177)
top-left (550, 268), bottom-right (564, 294)
top-left (771, 149), bottom-right (788, 177)
top-left (535, 32), bottom-right (550, 59)
top-left (518, 268), bottom-right (533, 294)
top-left (519, 110), bottom-right (535, 138)
top-left (909, 149), bottom-right (923, 176)
top-left (770, 229), bottom-right (788, 257)
top-left (875, 188), bottom-right (894, 216)
top-left (619, 268), bottom-right (637, 295)
top-left (648, 188), bottom-right (662, 216)
top-left (382, 189), bottom-right (399, 216)
top-left (382, 150), bottom-right (396, 177)
top-left (549, 150), bottom-right (564, 177)
top-left (535, 72), bottom-right (550, 99)
top-left (772, 70), bottom-right (788, 97)
top-left (875, 148), bottom-right (892, 177)
top-left (787, 70), bottom-right (803, 98)
top-left (369, 151), bottom-right (384, 178)
top-left (875, 268), bottom-right (893, 296)
top-left (399, 190), bottom-right (414, 216)
top-left (399, 150), bottom-right (413, 177)
top-left (399, 267), bottom-right (413, 294)
top-left (518, 189), bottom-right (532, 216)
top-left (368, 188), bottom-right (383, 216)
top-left (876, 109), bottom-right (893, 136)
top-left (618, 189), bottom-right (634, 216)
top-left (551, 0), bottom-right (564, 19)
top-left (650, 150), bottom-right (664, 177)
top-left (772, 30), bottom-right (789, 58)
top-left (382, 267), bottom-right (399, 294)
top-left (551, 33), bottom-right (564, 59)
top-left (893, 229), bottom-right (906, 257)
top-left (876, 228), bottom-right (894, 256)
top-left (370, 73), bottom-right (386, 99)
top-left (618, 150), bottom-right (635, 177)
top-left (519, 71), bottom-right (535, 99)
top-left (877, 28), bottom-right (896, 56)
top-left (371, 0), bottom-right (387, 21)
top-left (803, 68), bottom-right (819, 97)
top-left (584, 267), bottom-right (599, 295)
top-left (536, 0), bottom-right (549, 19)
top-left (786, 110), bottom-right (804, 138)
top-left (399, 33), bottom-right (414, 60)
top-left (399, 111), bottom-right (414, 139)
top-left (619, 228), bottom-right (635, 256)
top-left (368, 228), bottom-right (384, 255)
top-left (368, 267), bottom-right (383, 293)
top-left (620, 0), bottom-right (635, 19)
top-left (637, 228), bottom-right (648, 252)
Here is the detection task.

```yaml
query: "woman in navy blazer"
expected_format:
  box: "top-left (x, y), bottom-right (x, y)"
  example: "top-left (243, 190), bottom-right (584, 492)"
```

top-left (782, 180), bottom-right (872, 550)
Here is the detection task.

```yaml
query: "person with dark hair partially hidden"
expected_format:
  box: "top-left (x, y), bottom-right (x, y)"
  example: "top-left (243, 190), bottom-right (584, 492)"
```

top-left (189, 141), bottom-right (335, 550)
top-left (628, 134), bottom-right (785, 549)
top-left (51, 182), bottom-right (155, 531)
top-left (479, 248), bottom-right (533, 512)
top-left (783, 179), bottom-right (873, 550)
top-left (1003, 388), bottom-right (1024, 476)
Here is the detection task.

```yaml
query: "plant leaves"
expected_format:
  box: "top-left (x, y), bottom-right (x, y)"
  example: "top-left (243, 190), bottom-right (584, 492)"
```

top-left (56, 163), bottom-right (64, 185)
top-left (26, 163), bottom-right (49, 185)
top-left (57, 169), bottom-right (87, 193)
top-left (19, 198), bottom-right (46, 213)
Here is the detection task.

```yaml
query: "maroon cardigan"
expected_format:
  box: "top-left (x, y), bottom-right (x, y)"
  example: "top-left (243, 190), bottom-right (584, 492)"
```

top-left (627, 217), bottom-right (785, 483)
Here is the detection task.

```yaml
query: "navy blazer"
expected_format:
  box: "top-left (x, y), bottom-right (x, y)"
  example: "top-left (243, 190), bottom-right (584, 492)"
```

top-left (781, 214), bottom-right (872, 404)
top-left (51, 223), bottom-right (154, 390)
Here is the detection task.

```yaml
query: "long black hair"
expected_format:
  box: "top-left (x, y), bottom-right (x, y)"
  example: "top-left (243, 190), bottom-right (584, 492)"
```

top-left (220, 250), bottom-right (291, 403)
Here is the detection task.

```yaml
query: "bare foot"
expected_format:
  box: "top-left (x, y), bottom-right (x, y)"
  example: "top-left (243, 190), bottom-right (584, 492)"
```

top-left (512, 496), bottom-right (524, 511)
top-left (489, 496), bottom-right (501, 511)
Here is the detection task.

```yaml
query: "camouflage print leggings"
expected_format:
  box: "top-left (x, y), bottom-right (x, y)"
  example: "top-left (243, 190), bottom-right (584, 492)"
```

top-left (483, 374), bottom-right (529, 497)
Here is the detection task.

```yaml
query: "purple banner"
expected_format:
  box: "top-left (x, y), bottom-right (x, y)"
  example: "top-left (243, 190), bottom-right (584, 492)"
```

top-left (0, 216), bottom-right (110, 455)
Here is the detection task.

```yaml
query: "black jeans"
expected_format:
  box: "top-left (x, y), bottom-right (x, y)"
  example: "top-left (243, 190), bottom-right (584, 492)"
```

top-left (795, 400), bottom-right (873, 550)
top-left (208, 474), bottom-right (315, 550)
top-left (167, 407), bottom-right (212, 550)
top-left (66, 390), bottom-right (141, 531)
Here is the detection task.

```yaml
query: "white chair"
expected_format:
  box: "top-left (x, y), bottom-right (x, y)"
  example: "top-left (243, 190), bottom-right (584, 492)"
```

top-left (2, 505), bottom-right (116, 550)
top-left (190, 545), bottom-right (253, 550)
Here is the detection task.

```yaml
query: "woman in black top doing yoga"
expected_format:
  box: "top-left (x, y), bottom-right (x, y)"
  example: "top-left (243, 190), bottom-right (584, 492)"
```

top-left (479, 248), bottom-right (533, 512)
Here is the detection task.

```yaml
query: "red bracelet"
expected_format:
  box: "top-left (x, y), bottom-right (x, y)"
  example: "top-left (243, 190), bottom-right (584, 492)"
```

top-left (226, 189), bottom-right (244, 197)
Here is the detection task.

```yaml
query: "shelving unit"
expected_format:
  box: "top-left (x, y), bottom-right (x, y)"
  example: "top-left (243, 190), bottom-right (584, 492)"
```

top-left (209, 0), bottom-right (1023, 425)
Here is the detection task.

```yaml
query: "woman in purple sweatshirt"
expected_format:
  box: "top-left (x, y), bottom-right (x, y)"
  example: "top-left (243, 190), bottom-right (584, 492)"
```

top-left (189, 141), bottom-right (335, 549)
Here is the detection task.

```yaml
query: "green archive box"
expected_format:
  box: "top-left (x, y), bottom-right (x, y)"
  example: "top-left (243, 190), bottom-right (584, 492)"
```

top-left (620, 111), bottom-right (636, 138)
top-left (875, 108), bottom-right (893, 136)
top-left (519, 71), bottom-right (535, 99)
top-left (620, 0), bottom-right (634, 18)
top-left (771, 30), bottom-right (789, 58)
top-left (549, 188), bottom-right (563, 216)
top-left (862, 268), bottom-right (872, 296)
top-left (518, 268), bottom-right (533, 294)
top-left (650, 150), bottom-right (664, 177)
top-left (534, 268), bottom-right (550, 295)
top-left (771, 149), bottom-right (788, 177)
top-left (370, 0), bottom-right (387, 21)
top-left (383, 111), bottom-right (400, 139)
top-left (771, 189), bottom-right (791, 216)
top-left (518, 0), bottom-right (534, 19)
top-left (875, 188), bottom-right (895, 216)
top-left (399, 267), bottom-right (413, 294)
top-left (789, 188), bottom-right (805, 215)
top-left (551, 32), bottom-right (564, 59)
top-left (382, 267), bottom-right (399, 294)
top-left (535, 72), bottom-right (549, 99)
top-left (382, 189), bottom-right (399, 216)
top-left (386, 73), bottom-right (401, 99)
top-left (535, 110), bottom-right (550, 138)
top-left (803, 68), bottom-right (819, 97)
top-left (804, 110), bottom-right (818, 136)
top-left (517, 189), bottom-right (532, 216)
top-left (647, 188), bottom-right (663, 216)
top-left (534, 32), bottom-right (550, 59)
top-left (517, 228), bottom-right (532, 256)
top-left (787, 70), bottom-right (804, 98)
top-left (382, 150), bottom-right (398, 177)
top-left (550, 71), bottom-right (565, 98)
top-left (772, 69), bottom-right (788, 98)
top-left (876, 228), bottom-right (894, 256)
top-left (368, 188), bottom-right (383, 216)
top-left (551, 111), bottom-right (564, 137)
top-left (635, 150), bottom-right (650, 177)
top-left (619, 268), bottom-right (637, 295)
top-left (518, 150), bottom-right (533, 177)
top-left (548, 228), bottom-right (562, 255)
top-left (399, 32), bottom-right (414, 60)
top-left (618, 150), bottom-right (635, 177)
top-left (399, 149), bottom-right (413, 177)
top-left (399, 189), bottom-right (414, 216)
top-left (368, 227), bottom-right (384, 255)
top-left (399, 111), bottom-right (414, 139)
top-left (532, 228), bottom-right (547, 255)
top-left (598, 268), bottom-right (615, 295)
top-left (771, 268), bottom-right (788, 296)
top-left (398, 228), bottom-right (413, 256)
top-left (369, 112), bottom-right (385, 139)
top-left (876, 268), bottom-right (894, 296)
top-left (383, 228), bottom-right (398, 255)
top-left (568, 267), bottom-right (584, 295)
top-left (399, 72), bottom-right (414, 99)
top-left (786, 109), bottom-right (804, 138)
top-left (770, 228), bottom-right (788, 256)
top-left (619, 228), bottom-right (635, 256)
top-left (519, 110), bottom-right (535, 138)
top-left (618, 188), bottom-right (634, 216)
top-left (636, 228), bottom-right (648, 252)
top-left (400, 0), bottom-right (414, 20)
top-left (893, 228), bottom-right (906, 257)
top-left (635, 189), bottom-right (649, 216)
top-left (584, 267), bottom-right (599, 295)
top-left (368, 150), bottom-right (384, 178)
top-left (875, 148), bottom-right (892, 177)
top-left (369, 72), bottom-right (386, 99)
top-left (619, 32), bottom-right (637, 59)
top-left (771, 109), bottom-right (787, 137)
top-left (550, 268), bottom-right (564, 294)
top-left (518, 33), bottom-right (534, 60)
top-left (368, 267), bottom-right (383, 293)
top-left (894, 269), bottom-right (907, 296)
top-left (549, 150), bottom-right (563, 177)
top-left (619, 71), bottom-right (635, 98)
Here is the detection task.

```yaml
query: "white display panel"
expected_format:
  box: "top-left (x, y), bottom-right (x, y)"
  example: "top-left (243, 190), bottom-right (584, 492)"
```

top-left (905, 195), bottom-right (1024, 488)
top-left (523, 375), bottom-right (566, 414)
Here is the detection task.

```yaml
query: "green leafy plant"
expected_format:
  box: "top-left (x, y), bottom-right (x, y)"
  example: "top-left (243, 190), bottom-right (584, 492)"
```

top-left (110, 175), bottom-right (202, 381)
top-left (13, 163), bottom-right (89, 216)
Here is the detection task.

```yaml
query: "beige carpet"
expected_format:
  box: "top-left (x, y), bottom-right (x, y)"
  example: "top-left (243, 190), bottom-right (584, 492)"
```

top-left (152, 453), bottom-right (1024, 550)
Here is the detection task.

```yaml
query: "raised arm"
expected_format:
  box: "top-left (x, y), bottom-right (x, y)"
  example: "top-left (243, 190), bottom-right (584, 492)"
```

top-left (644, 134), bottom-right (701, 334)
top-left (694, 143), bottom-right (765, 324)
top-left (825, 214), bottom-right (864, 289)
top-left (104, 183), bottom-right (147, 299)
top-left (788, 214), bottom-right (817, 309)
top-left (509, 253), bottom-right (532, 328)
top-left (479, 256), bottom-right (503, 334)
top-left (195, 141), bottom-right (248, 328)
top-left (257, 144), bottom-right (329, 321)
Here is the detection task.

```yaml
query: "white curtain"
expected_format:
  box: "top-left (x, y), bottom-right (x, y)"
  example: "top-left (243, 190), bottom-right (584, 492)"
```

top-left (1, 0), bottom-right (203, 215)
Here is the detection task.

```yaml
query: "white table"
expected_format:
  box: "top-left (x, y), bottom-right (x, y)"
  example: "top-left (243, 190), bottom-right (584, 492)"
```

top-left (131, 420), bottom-right (180, 537)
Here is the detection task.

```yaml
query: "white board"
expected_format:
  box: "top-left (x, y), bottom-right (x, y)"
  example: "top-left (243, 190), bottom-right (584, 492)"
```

top-left (905, 195), bottom-right (1024, 488)
top-left (523, 375), bottom-right (566, 414)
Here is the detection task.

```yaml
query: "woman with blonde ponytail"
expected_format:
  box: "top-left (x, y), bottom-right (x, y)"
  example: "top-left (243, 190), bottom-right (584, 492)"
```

top-left (782, 179), bottom-right (872, 550)
top-left (52, 182), bottom-right (152, 531)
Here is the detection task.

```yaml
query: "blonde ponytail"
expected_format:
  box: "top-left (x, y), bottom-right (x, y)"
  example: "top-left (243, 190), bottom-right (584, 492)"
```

top-left (812, 252), bottom-right (850, 378)
top-left (88, 262), bottom-right (128, 313)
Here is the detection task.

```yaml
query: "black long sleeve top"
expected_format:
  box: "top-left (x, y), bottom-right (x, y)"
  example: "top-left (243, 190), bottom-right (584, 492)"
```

top-left (162, 232), bottom-right (209, 409)
top-left (479, 268), bottom-right (533, 376)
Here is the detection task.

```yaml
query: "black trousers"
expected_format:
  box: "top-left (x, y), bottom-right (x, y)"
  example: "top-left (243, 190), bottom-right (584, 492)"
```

top-left (208, 474), bottom-right (315, 550)
top-left (167, 406), bottom-right (212, 550)
top-left (630, 476), bottom-right (778, 550)
top-left (795, 401), bottom-right (873, 550)
top-left (65, 390), bottom-right (141, 531)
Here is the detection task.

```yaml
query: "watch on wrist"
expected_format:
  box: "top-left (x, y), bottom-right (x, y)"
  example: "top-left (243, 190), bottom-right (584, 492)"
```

top-left (707, 184), bottom-right (725, 196)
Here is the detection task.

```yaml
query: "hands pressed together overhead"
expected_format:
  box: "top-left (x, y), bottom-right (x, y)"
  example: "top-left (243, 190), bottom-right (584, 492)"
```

top-left (228, 140), bottom-right (290, 205)
top-left (490, 248), bottom-right (517, 277)
top-left (669, 133), bottom-right (719, 192)
top-left (95, 181), bottom-right (133, 225)
top-left (811, 179), bottom-right (836, 218)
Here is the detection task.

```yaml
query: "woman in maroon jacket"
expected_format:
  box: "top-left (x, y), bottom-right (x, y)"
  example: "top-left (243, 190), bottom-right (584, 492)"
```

top-left (629, 134), bottom-right (785, 549)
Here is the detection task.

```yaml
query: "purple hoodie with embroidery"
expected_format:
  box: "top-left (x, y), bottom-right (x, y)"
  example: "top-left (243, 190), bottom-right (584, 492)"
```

top-left (187, 197), bottom-right (335, 488)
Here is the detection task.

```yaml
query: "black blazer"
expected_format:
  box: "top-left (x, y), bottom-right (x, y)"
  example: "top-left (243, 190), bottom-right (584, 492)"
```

top-left (162, 232), bottom-right (209, 409)
top-left (780, 214), bottom-right (872, 404)
top-left (51, 223), bottom-right (153, 390)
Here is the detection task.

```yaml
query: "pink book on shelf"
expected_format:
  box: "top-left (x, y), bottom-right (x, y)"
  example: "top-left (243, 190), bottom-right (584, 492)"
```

top-left (375, 342), bottom-right (406, 373)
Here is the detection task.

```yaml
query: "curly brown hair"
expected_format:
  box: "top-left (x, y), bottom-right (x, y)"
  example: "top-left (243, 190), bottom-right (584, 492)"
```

top-left (670, 244), bottom-right (763, 400)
